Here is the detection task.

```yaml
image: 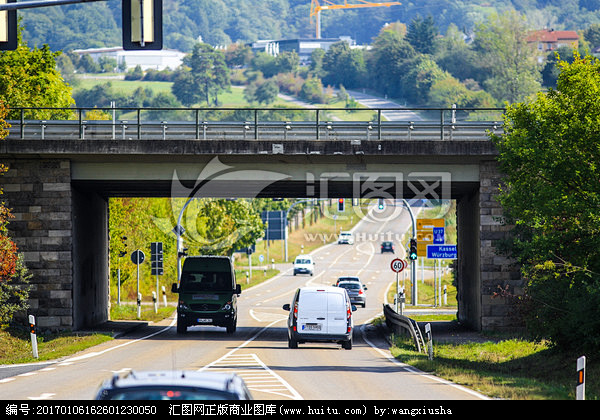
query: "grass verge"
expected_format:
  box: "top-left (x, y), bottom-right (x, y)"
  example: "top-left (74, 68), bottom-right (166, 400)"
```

top-left (389, 319), bottom-right (598, 400)
top-left (0, 328), bottom-right (112, 365)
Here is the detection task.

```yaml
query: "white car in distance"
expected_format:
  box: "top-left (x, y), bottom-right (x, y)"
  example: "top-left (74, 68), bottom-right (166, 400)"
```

top-left (337, 231), bottom-right (354, 245)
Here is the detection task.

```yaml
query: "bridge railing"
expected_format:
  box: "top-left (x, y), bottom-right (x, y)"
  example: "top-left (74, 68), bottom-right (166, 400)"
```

top-left (5, 106), bottom-right (505, 141)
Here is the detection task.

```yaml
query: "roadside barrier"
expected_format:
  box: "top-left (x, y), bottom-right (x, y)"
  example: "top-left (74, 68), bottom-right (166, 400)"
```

top-left (382, 303), bottom-right (426, 353)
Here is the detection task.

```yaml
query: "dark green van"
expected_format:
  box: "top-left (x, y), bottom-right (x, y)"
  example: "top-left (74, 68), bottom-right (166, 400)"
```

top-left (171, 256), bottom-right (241, 334)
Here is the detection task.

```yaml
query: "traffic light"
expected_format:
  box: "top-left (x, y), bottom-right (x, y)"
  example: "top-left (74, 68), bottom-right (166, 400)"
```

top-left (122, 0), bottom-right (163, 50)
top-left (0, 0), bottom-right (17, 51)
top-left (119, 236), bottom-right (128, 257)
top-left (409, 238), bottom-right (418, 261)
top-left (378, 198), bottom-right (384, 210)
top-left (150, 242), bottom-right (163, 276)
top-left (337, 198), bottom-right (345, 212)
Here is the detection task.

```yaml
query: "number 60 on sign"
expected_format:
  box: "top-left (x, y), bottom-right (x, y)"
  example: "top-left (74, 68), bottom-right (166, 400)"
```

top-left (390, 258), bottom-right (407, 273)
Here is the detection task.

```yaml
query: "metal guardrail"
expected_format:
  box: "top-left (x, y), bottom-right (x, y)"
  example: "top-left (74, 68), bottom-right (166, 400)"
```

top-left (4, 106), bottom-right (504, 142)
top-left (383, 304), bottom-right (427, 353)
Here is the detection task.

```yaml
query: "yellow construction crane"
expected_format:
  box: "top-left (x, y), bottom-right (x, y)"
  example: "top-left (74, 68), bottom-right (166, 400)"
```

top-left (310, 0), bottom-right (402, 39)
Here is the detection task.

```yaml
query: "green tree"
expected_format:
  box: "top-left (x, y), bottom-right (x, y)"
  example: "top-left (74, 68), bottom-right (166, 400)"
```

top-left (172, 43), bottom-right (230, 106)
top-left (400, 55), bottom-right (447, 105)
top-left (583, 22), bottom-right (600, 49)
top-left (473, 10), bottom-right (541, 104)
top-left (0, 32), bottom-right (74, 119)
top-left (322, 41), bottom-right (366, 89)
top-left (367, 29), bottom-right (416, 98)
top-left (245, 78), bottom-right (279, 105)
top-left (491, 53), bottom-right (600, 353)
top-left (406, 15), bottom-right (439, 55)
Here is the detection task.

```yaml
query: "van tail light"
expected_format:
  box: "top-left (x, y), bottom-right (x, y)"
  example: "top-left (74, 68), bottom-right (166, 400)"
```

top-left (293, 301), bottom-right (298, 320)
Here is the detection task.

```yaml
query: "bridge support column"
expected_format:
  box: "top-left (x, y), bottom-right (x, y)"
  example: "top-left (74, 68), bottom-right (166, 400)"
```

top-left (3, 159), bottom-right (109, 331)
top-left (478, 161), bottom-right (523, 331)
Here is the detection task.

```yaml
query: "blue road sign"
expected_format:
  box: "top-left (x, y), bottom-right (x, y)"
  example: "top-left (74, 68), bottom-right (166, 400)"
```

top-left (426, 244), bottom-right (457, 259)
top-left (433, 227), bottom-right (445, 244)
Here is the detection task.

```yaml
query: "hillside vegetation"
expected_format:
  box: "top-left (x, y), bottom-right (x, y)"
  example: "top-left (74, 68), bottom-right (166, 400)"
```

top-left (21, 0), bottom-right (600, 52)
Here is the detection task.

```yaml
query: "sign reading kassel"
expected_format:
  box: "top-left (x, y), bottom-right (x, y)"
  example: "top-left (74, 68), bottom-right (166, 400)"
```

top-left (426, 245), bottom-right (457, 259)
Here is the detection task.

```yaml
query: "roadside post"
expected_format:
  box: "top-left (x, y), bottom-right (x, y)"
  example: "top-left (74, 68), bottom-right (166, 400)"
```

top-left (152, 291), bottom-right (157, 314)
top-left (131, 250), bottom-right (145, 318)
top-left (577, 356), bottom-right (586, 400)
top-left (162, 285), bottom-right (167, 307)
top-left (425, 323), bottom-right (433, 360)
top-left (29, 315), bottom-right (38, 359)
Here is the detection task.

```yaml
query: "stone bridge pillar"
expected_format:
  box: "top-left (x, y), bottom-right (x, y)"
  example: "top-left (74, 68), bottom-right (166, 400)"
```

top-left (2, 159), bottom-right (108, 331)
top-left (478, 161), bottom-right (523, 331)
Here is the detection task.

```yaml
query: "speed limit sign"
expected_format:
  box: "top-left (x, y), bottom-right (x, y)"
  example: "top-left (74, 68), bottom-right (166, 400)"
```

top-left (390, 258), bottom-right (407, 273)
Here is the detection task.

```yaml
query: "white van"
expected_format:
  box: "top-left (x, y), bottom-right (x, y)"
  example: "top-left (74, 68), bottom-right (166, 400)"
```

top-left (293, 254), bottom-right (314, 276)
top-left (282, 286), bottom-right (355, 349)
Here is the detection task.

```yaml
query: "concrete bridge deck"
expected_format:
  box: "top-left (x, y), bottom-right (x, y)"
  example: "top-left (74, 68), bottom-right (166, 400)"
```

top-left (0, 106), bottom-right (519, 333)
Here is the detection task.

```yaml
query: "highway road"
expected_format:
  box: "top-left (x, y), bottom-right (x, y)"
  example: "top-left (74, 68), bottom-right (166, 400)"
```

top-left (0, 204), bottom-right (487, 401)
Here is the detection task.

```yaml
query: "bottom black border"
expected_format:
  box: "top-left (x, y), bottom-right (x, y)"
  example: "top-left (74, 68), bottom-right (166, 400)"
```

top-left (1, 399), bottom-right (582, 418)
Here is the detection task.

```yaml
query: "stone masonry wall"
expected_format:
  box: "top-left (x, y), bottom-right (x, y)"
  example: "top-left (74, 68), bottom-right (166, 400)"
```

top-left (479, 160), bottom-right (523, 330)
top-left (2, 159), bottom-right (73, 330)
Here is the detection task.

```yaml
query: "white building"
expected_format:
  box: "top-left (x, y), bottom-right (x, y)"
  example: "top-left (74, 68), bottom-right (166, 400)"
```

top-left (72, 47), bottom-right (187, 71)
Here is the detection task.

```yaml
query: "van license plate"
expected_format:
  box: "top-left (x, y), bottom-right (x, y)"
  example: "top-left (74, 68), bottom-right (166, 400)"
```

top-left (197, 318), bottom-right (212, 323)
top-left (304, 323), bottom-right (321, 331)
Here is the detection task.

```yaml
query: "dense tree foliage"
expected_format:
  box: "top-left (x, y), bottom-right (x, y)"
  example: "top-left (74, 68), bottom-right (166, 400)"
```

top-left (492, 54), bottom-right (600, 353)
top-left (19, 1), bottom-right (600, 53)
top-left (109, 197), bottom-right (265, 300)
top-left (0, 32), bottom-right (74, 119)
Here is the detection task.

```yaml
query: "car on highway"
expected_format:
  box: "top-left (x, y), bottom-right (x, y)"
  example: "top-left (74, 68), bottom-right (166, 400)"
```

top-left (337, 231), bottom-right (354, 245)
top-left (336, 280), bottom-right (367, 308)
top-left (381, 241), bottom-right (394, 253)
top-left (95, 370), bottom-right (252, 400)
top-left (282, 286), bottom-right (355, 350)
top-left (293, 254), bottom-right (315, 276)
top-left (171, 256), bottom-right (241, 334)
top-left (334, 276), bottom-right (361, 286)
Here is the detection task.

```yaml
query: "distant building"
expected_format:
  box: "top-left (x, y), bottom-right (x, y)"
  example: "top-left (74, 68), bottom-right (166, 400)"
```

top-left (250, 37), bottom-right (354, 64)
top-left (72, 47), bottom-right (187, 71)
top-left (527, 29), bottom-right (579, 53)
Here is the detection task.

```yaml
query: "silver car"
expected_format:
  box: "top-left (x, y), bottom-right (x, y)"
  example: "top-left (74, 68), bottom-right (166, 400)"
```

top-left (336, 280), bottom-right (367, 308)
top-left (96, 370), bottom-right (252, 400)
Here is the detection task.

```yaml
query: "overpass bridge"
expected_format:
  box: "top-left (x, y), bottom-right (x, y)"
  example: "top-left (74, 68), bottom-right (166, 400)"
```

top-left (0, 106), bottom-right (520, 333)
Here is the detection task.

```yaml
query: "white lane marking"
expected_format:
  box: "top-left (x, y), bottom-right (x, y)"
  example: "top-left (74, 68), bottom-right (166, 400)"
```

top-left (61, 316), bottom-right (177, 363)
top-left (358, 318), bottom-right (490, 400)
top-left (249, 308), bottom-right (287, 323)
top-left (198, 319), bottom-right (302, 400)
top-left (0, 378), bottom-right (15, 383)
top-left (28, 393), bottom-right (55, 400)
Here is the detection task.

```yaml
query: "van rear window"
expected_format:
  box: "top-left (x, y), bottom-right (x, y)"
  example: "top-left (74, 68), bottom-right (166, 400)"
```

top-left (180, 272), bottom-right (232, 291)
top-left (182, 257), bottom-right (232, 272)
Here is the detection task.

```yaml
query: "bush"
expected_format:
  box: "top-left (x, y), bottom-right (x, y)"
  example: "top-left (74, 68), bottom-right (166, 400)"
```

top-left (0, 254), bottom-right (31, 327)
